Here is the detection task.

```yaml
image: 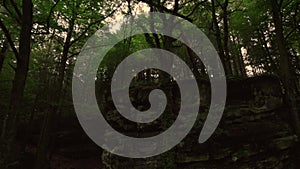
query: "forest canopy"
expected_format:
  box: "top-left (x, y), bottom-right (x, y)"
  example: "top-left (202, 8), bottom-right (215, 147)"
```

top-left (0, 0), bottom-right (299, 169)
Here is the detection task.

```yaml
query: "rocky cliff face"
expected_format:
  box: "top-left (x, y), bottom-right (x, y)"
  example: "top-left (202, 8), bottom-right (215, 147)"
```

top-left (101, 75), bottom-right (299, 169)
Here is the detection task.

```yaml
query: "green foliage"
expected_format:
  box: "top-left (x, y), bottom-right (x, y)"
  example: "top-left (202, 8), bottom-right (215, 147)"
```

top-left (0, 0), bottom-right (299, 167)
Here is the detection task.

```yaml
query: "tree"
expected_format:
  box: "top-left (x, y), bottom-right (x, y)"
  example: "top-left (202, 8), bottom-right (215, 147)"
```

top-left (0, 40), bottom-right (8, 75)
top-left (32, 1), bottom-right (121, 168)
top-left (271, 0), bottom-right (300, 134)
top-left (0, 0), bottom-right (33, 168)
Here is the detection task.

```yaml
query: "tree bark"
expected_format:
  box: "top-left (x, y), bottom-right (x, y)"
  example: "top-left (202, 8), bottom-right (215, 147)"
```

top-left (258, 29), bottom-right (277, 73)
top-left (0, 41), bottom-right (8, 75)
top-left (211, 0), bottom-right (231, 76)
top-left (237, 36), bottom-right (247, 77)
top-left (0, 0), bottom-right (33, 167)
top-left (34, 15), bottom-right (75, 169)
top-left (271, 0), bottom-right (300, 134)
top-left (230, 36), bottom-right (242, 76)
top-left (231, 35), bottom-right (247, 77)
top-left (222, 0), bottom-right (233, 76)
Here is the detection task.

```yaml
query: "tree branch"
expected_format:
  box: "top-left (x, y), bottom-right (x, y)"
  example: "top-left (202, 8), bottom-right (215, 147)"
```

top-left (139, 0), bottom-right (193, 22)
top-left (46, 0), bottom-right (60, 32)
top-left (178, 0), bottom-right (196, 10)
top-left (2, 0), bottom-right (20, 23)
top-left (186, 1), bottom-right (207, 18)
top-left (279, 0), bottom-right (284, 8)
top-left (0, 19), bottom-right (19, 59)
top-left (9, 0), bottom-right (21, 20)
top-left (69, 7), bottom-right (119, 46)
top-left (67, 51), bottom-right (80, 59)
top-left (32, 0), bottom-right (60, 35)
top-left (285, 27), bottom-right (297, 40)
top-left (8, 62), bottom-right (16, 71)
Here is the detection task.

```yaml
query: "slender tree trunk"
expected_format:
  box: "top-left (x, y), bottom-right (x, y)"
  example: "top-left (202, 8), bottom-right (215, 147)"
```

top-left (271, 0), bottom-right (300, 166)
top-left (231, 35), bottom-right (247, 77)
top-left (258, 29), bottom-right (277, 73)
top-left (0, 0), bottom-right (33, 168)
top-left (271, 0), bottom-right (300, 134)
top-left (162, 19), bottom-right (176, 169)
top-left (34, 15), bottom-right (75, 169)
top-left (230, 38), bottom-right (241, 76)
top-left (186, 46), bottom-right (205, 77)
top-left (0, 41), bottom-right (8, 75)
top-left (236, 36), bottom-right (247, 77)
top-left (222, 0), bottom-right (233, 76)
top-left (211, 0), bottom-right (231, 76)
top-left (22, 32), bottom-right (54, 153)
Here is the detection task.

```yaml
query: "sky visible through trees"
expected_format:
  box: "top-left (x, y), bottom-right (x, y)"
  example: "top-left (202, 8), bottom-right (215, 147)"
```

top-left (0, 0), bottom-right (299, 169)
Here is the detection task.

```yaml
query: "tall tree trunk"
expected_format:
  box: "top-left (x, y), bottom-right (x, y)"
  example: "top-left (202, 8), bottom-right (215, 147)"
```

top-left (0, 41), bottom-right (8, 75)
top-left (271, 0), bottom-right (300, 166)
top-left (161, 17), bottom-right (176, 169)
top-left (231, 35), bottom-right (247, 77)
top-left (222, 0), bottom-right (233, 76)
top-left (271, 0), bottom-right (300, 134)
top-left (258, 29), bottom-right (277, 73)
top-left (236, 36), bottom-right (247, 77)
top-left (229, 37), bottom-right (241, 76)
top-left (34, 15), bottom-right (75, 169)
top-left (0, 0), bottom-right (33, 168)
top-left (211, 0), bottom-right (231, 76)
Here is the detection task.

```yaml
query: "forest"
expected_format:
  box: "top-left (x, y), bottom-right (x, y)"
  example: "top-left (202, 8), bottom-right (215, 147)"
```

top-left (0, 0), bottom-right (300, 169)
